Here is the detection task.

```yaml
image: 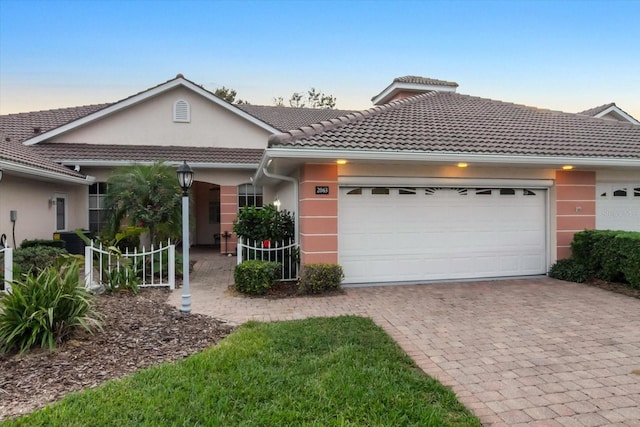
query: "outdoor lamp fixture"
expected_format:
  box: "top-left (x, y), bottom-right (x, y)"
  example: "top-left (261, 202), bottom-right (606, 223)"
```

top-left (176, 161), bottom-right (194, 313)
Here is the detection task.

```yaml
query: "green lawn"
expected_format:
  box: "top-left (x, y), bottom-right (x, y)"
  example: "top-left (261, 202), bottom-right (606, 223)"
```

top-left (5, 316), bottom-right (481, 427)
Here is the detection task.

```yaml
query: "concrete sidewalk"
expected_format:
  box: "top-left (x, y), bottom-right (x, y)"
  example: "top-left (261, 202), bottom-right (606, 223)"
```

top-left (168, 249), bottom-right (640, 427)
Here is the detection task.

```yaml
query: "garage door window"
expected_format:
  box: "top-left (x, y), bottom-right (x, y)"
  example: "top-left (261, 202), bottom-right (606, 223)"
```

top-left (399, 187), bottom-right (416, 195)
top-left (346, 188), bottom-right (362, 195)
top-left (371, 187), bottom-right (389, 195)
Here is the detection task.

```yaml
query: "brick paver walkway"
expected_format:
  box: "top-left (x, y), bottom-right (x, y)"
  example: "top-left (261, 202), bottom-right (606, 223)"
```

top-left (169, 250), bottom-right (640, 427)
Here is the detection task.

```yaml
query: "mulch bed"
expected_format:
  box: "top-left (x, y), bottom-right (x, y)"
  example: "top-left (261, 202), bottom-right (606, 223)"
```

top-left (0, 289), bottom-right (234, 421)
top-left (584, 279), bottom-right (640, 299)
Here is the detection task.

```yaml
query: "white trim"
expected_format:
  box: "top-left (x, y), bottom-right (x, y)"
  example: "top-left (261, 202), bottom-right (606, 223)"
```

top-left (262, 148), bottom-right (640, 168)
top-left (0, 160), bottom-right (95, 185)
top-left (371, 81), bottom-right (457, 105)
top-left (23, 77), bottom-right (279, 145)
top-left (338, 176), bottom-right (554, 188)
top-left (594, 106), bottom-right (640, 125)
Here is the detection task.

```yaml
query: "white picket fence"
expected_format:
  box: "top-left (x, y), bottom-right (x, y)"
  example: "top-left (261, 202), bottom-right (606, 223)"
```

top-left (237, 238), bottom-right (299, 281)
top-left (1, 246), bottom-right (12, 293)
top-left (84, 240), bottom-right (175, 290)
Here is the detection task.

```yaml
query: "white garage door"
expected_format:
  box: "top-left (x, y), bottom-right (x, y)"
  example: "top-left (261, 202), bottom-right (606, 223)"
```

top-left (596, 183), bottom-right (640, 232)
top-left (339, 186), bottom-right (547, 284)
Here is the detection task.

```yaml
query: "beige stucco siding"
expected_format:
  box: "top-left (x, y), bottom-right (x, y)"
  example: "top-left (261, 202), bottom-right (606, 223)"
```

top-left (49, 87), bottom-right (271, 149)
top-left (0, 174), bottom-right (87, 246)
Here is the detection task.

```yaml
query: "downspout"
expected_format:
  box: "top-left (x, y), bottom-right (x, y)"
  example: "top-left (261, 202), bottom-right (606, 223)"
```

top-left (262, 167), bottom-right (299, 244)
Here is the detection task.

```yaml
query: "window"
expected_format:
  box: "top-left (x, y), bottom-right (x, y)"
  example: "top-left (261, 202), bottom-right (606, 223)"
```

top-left (613, 188), bottom-right (627, 197)
top-left (55, 194), bottom-right (67, 231)
top-left (238, 183), bottom-right (263, 209)
top-left (524, 189), bottom-right (537, 196)
top-left (500, 188), bottom-right (516, 196)
top-left (89, 182), bottom-right (109, 233)
top-left (209, 201), bottom-right (221, 224)
top-left (475, 189), bottom-right (492, 195)
top-left (173, 100), bottom-right (190, 123)
top-left (635, 188), bottom-right (640, 197)
top-left (371, 187), bottom-right (389, 195)
top-left (399, 187), bottom-right (416, 195)
top-left (346, 188), bottom-right (362, 195)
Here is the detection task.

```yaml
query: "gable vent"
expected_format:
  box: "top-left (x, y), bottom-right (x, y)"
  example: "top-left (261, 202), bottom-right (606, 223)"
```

top-left (173, 100), bottom-right (191, 123)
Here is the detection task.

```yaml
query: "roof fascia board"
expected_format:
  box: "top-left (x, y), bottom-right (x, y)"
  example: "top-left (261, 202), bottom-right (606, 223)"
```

top-left (0, 160), bottom-right (95, 185)
top-left (339, 176), bottom-right (554, 188)
top-left (594, 106), bottom-right (640, 125)
top-left (23, 78), bottom-right (279, 146)
top-left (265, 147), bottom-right (640, 168)
top-left (54, 159), bottom-right (259, 169)
top-left (371, 82), bottom-right (456, 105)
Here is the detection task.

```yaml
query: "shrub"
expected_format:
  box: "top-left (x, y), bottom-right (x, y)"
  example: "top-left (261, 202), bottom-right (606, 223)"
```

top-left (13, 245), bottom-right (68, 276)
top-left (233, 204), bottom-right (295, 242)
top-left (298, 264), bottom-right (344, 295)
top-left (0, 260), bottom-right (102, 354)
top-left (548, 258), bottom-right (591, 283)
top-left (568, 229), bottom-right (640, 288)
top-left (96, 246), bottom-right (141, 294)
top-left (616, 232), bottom-right (640, 289)
top-left (234, 260), bottom-right (280, 295)
top-left (19, 239), bottom-right (66, 249)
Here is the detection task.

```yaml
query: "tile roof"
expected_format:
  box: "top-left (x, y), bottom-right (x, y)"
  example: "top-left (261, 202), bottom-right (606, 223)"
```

top-left (0, 137), bottom-right (85, 178)
top-left (393, 75), bottom-right (459, 87)
top-left (268, 91), bottom-right (640, 159)
top-left (235, 105), bottom-right (354, 132)
top-left (577, 103), bottom-right (616, 117)
top-left (0, 104), bottom-right (112, 144)
top-left (31, 143), bottom-right (264, 165)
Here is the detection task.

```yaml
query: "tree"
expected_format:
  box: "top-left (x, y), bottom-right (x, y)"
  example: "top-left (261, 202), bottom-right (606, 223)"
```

top-left (273, 88), bottom-right (337, 109)
top-left (105, 162), bottom-right (183, 245)
top-left (214, 86), bottom-right (249, 104)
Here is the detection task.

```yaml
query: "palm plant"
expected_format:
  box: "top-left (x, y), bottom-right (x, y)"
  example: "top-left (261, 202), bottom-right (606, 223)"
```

top-left (105, 162), bottom-right (183, 245)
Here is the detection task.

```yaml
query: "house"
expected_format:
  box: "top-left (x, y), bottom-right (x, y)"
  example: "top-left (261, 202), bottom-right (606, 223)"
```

top-left (1, 74), bottom-right (639, 285)
top-left (0, 75), bottom-right (351, 249)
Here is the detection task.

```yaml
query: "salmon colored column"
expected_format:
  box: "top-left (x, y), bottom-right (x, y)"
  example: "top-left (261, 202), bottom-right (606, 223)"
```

top-left (556, 170), bottom-right (596, 260)
top-left (220, 185), bottom-right (238, 254)
top-left (299, 164), bottom-right (338, 265)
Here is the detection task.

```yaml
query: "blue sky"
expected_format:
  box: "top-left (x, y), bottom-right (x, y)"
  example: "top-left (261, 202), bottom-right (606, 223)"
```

top-left (1, 0), bottom-right (639, 119)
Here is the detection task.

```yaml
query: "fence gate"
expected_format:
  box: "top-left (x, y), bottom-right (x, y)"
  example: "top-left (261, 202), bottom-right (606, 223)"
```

top-left (84, 240), bottom-right (175, 290)
top-left (0, 246), bottom-right (12, 293)
top-left (237, 238), bottom-right (299, 281)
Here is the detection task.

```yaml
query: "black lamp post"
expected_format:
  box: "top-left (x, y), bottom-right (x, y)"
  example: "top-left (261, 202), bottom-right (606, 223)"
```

top-left (176, 161), bottom-right (194, 313)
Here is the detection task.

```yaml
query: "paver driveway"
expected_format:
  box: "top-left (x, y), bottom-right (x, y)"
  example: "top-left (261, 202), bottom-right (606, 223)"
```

top-left (169, 252), bottom-right (640, 427)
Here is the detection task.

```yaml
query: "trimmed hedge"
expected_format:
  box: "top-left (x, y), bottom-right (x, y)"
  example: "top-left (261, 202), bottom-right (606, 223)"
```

top-left (550, 229), bottom-right (640, 289)
top-left (13, 245), bottom-right (69, 276)
top-left (19, 239), bottom-right (66, 249)
top-left (234, 260), bottom-right (281, 295)
top-left (298, 264), bottom-right (344, 295)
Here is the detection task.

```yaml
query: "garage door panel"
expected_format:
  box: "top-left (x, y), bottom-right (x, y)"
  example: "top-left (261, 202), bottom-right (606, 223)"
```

top-left (339, 187), bottom-right (547, 284)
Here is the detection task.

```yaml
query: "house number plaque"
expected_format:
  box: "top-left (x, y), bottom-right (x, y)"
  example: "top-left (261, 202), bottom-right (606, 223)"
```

top-left (315, 186), bottom-right (330, 195)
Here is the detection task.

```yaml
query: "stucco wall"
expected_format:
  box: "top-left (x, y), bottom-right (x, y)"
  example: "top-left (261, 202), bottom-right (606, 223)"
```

top-left (0, 174), bottom-right (87, 246)
top-left (49, 87), bottom-right (270, 149)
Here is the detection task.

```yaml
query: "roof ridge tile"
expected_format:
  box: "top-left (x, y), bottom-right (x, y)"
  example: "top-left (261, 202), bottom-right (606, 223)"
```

top-left (268, 92), bottom-right (435, 147)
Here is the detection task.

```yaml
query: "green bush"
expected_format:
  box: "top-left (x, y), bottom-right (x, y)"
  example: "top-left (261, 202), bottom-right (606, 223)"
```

top-left (234, 260), bottom-right (281, 295)
top-left (298, 263), bottom-right (344, 295)
top-left (616, 232), bottom-right (640, 289)
top-left (233, 204), bottom-right (295, 241)
top-left (0, 260), bottom-right (102, 354)
top-left (19, 239), bottom-right (66, 249)
top-left (13, 245), bottom-right (68, 276)
top-left (548, 258), bottom-right (591, 283)
top-left (568, 229), bottom-right (640, 288)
